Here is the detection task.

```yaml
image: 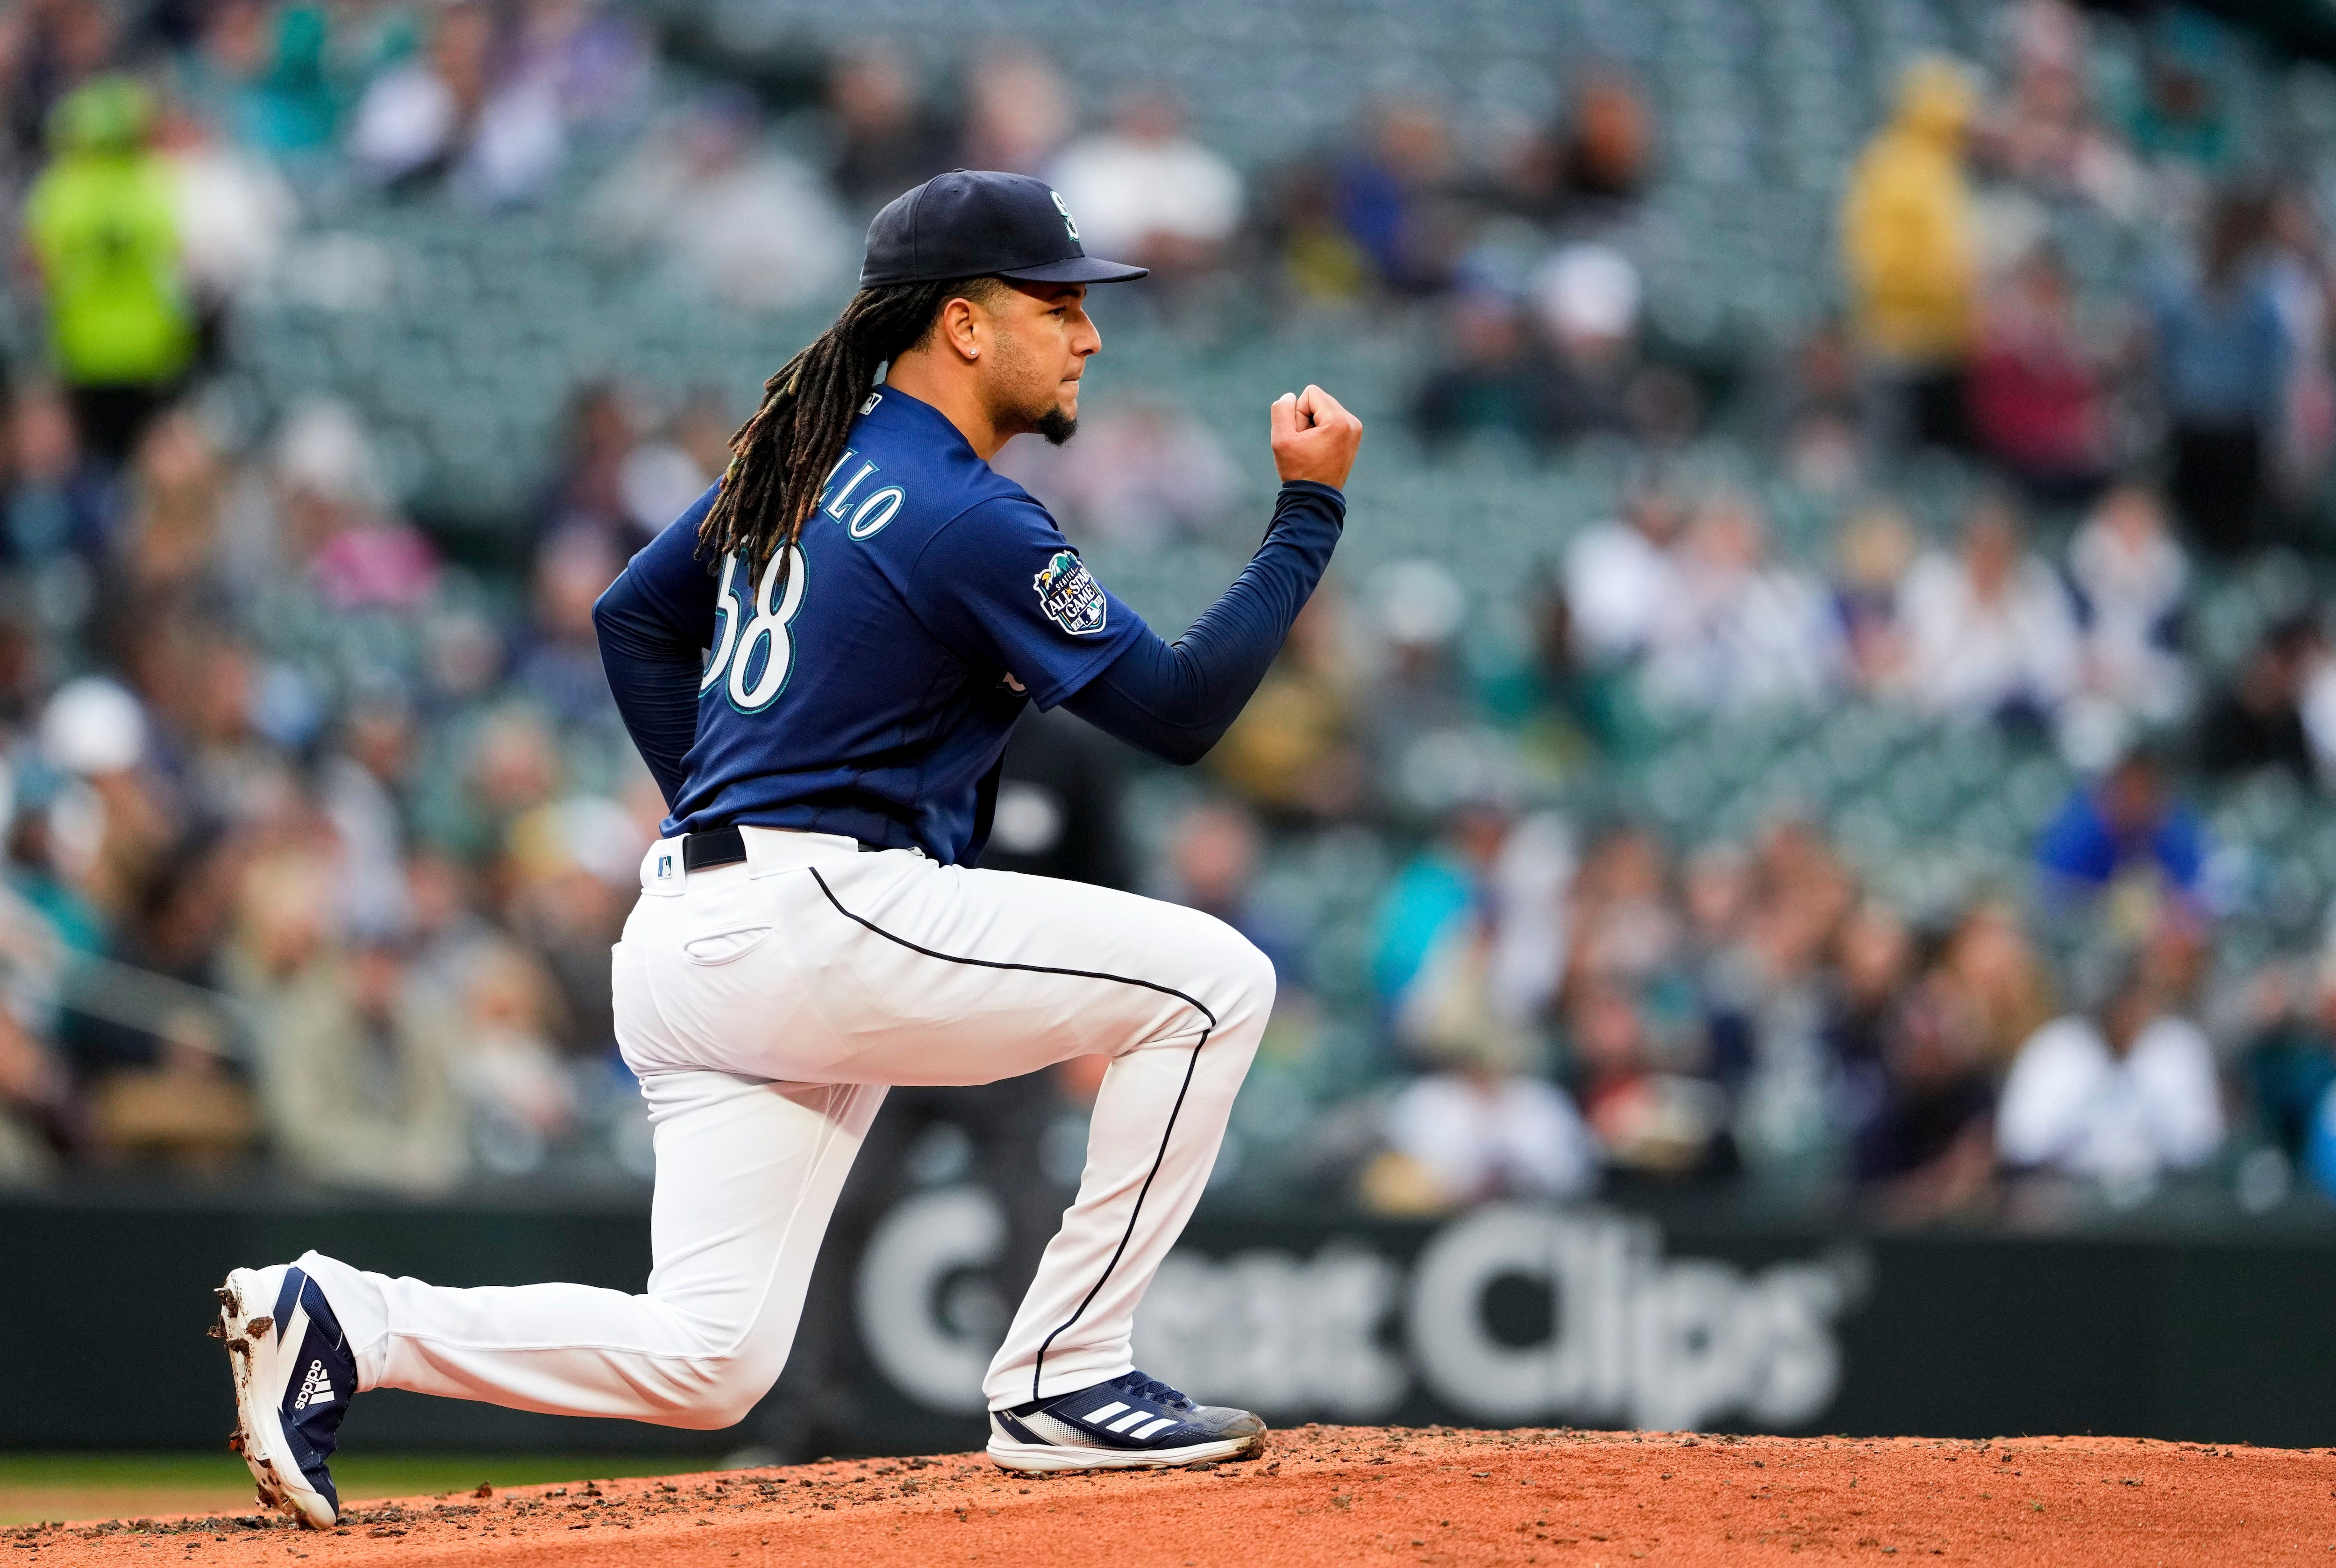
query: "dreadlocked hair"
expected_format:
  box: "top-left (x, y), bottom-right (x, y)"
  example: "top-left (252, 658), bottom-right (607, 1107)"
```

top-left (696, 277), bottom-right (1004, 577)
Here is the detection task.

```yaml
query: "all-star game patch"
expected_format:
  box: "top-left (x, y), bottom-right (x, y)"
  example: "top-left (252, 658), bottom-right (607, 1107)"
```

top-left (1032, 549), bottom-right (1108, 635)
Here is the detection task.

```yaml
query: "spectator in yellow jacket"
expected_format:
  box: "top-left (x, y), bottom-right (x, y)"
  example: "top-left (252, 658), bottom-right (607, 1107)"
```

top-left (23, 76), bottom-right (195, 466)
top-left (1841, 57), bottom-right (1980, 453)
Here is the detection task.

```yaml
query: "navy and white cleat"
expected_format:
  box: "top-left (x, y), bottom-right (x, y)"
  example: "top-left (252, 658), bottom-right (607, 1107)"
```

top-left (215, 1265), bottom-right (353, 1529)
top-left (987, 1370), bottom-right (1267, 1474)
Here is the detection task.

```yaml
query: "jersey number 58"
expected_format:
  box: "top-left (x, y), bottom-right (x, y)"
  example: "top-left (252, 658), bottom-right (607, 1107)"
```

top-left (701, 548), bottom-right (808, 712)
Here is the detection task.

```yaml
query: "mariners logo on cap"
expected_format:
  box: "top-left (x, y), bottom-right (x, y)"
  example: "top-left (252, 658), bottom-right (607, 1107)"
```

top-left (1033, 549), bottom-right (1107, 635)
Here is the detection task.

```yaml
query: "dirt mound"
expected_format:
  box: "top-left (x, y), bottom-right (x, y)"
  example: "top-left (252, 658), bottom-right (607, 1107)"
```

top-left (7, 1425), bottom-right (2329, 1566)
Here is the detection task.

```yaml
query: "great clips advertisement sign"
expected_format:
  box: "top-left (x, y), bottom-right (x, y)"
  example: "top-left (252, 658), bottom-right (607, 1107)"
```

top-left (846, 1192), bottom-right (2336, 1449)
top-left (859, 1195), bottom-right (1867, 1434)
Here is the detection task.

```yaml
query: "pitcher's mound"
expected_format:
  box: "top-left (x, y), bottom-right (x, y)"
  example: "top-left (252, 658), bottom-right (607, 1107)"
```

top-left (8, 1425), bottom-right (2329, 1566)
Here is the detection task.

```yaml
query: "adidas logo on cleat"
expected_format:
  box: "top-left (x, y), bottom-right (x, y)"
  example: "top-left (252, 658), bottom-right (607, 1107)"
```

top-left (293, 1359), bottom-right (334, 1410)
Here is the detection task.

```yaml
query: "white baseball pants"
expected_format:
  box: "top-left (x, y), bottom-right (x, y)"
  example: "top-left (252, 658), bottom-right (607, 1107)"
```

top-left (295, 827), bottom-right (1271, 1427)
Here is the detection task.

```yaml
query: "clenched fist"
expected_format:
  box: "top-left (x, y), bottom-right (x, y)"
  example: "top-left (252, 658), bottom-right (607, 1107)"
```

top-left (1270, 385), bottom-right (1364, 491)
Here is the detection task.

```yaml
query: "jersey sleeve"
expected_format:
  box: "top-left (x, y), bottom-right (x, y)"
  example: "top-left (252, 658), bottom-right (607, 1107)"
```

top-left (593, 485), bottom-right (723, 805)
top-left (910, 494), bottom-right (1148, 710)
top-left (615, 484), bottom-right (725, 639)
top-left (1061, 481), bottom-right (1344, 764)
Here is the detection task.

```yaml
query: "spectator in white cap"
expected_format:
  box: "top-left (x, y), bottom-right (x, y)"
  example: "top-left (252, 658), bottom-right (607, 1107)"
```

top-left (1531, 242), bottom-right (1643, 442)
top-left (37, 675), bottom-right (173, 924)
top-left (40, 675), bottom-right (145, 779)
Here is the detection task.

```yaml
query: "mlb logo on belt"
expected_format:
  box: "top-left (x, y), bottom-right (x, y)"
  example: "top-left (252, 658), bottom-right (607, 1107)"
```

top-left (1033, 550), bottom-right (1108, 635)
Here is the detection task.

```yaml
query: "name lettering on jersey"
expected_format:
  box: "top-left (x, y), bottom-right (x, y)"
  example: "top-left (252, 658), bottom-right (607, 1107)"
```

top-left (818, 448), bottom-right (905, 539)
top-left (824, 456), bottom-right (878, 520)
top-left (846, 486), bottom-right (904, 539)
top-left (1033, 549), bottom-right (1108, 635)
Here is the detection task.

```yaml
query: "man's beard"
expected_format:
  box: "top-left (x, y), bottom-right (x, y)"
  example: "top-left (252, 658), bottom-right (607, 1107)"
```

top-left (1036, 408), bottom-right (1078, 446)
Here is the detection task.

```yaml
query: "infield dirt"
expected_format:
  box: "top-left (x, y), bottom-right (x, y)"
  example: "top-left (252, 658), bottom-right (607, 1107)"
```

top-left (7, 1425), bottom-right (2330, 1567)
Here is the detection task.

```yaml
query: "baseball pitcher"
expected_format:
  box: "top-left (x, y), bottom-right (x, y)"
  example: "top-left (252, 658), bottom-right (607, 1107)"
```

top-left (214, 169), bottom-right (1361, 1527)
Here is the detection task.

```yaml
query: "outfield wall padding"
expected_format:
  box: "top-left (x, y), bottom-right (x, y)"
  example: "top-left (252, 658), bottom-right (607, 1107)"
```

top-left (6, 1190), bottom-right (2331, 1452)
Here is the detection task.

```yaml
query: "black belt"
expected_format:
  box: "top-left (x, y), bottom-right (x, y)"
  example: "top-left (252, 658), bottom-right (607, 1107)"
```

top-left (680, 825), bottom-right (884, 871)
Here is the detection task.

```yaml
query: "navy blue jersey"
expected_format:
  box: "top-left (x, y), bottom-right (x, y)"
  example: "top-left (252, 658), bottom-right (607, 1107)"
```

top-left (608, 389), bottom-right (1147, 862)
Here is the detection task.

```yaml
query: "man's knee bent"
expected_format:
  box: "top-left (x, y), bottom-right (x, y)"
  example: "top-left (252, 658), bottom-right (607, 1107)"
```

top-left (626, 1310), bottom-right (791, 1428)
top-left (656, 1348), bottom-right (785, 1430)
top-left (1197, 919), bottom-right (1276, 1036)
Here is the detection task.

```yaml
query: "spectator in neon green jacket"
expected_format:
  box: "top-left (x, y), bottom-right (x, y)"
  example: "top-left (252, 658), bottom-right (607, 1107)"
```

top-left (23, 76), bottom-right (195, 463)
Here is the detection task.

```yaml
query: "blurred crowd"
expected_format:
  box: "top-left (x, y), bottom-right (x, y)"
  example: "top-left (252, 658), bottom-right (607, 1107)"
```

top-left (1140, 590), bottom-right (2327, 1222)
top-left (1343, 795), bottom-right (2232, 1224)
top-left (0, 0), bottom-right (688, 1189)
top-left (5, 0), bottom-right (2336, 1228)
top-left (0, 375), bottom-right (679, 1190)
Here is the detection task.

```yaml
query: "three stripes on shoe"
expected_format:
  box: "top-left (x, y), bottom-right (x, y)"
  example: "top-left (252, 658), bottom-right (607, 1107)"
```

top-left (1080, 1400), bottom-right (1181, 1441)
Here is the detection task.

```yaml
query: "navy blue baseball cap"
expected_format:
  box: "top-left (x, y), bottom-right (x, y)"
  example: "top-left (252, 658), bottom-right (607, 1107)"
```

top-left (859, 170), bottom-right (1148, 288)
